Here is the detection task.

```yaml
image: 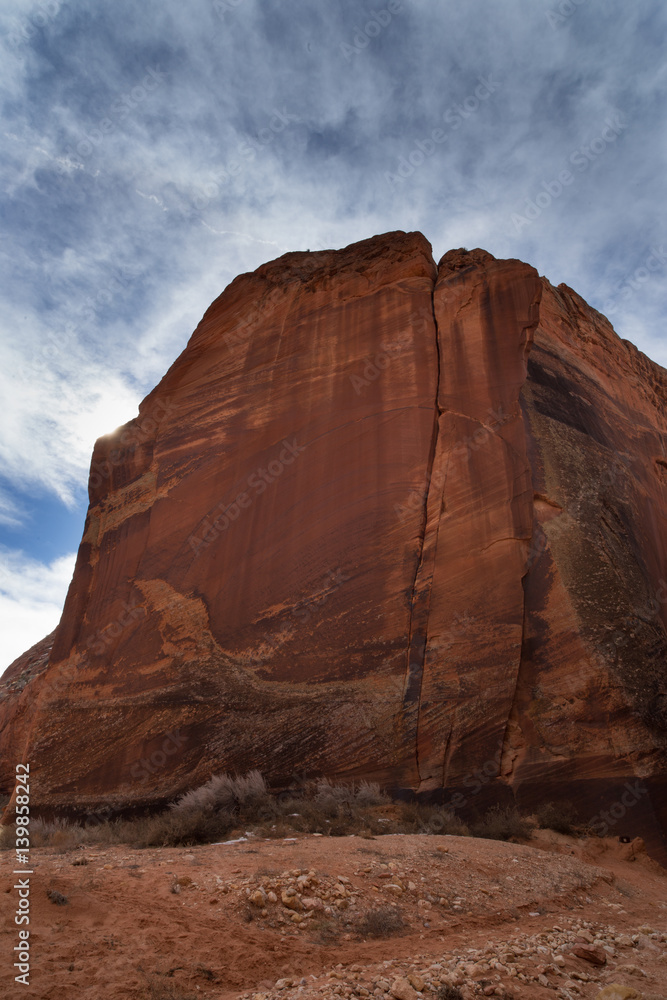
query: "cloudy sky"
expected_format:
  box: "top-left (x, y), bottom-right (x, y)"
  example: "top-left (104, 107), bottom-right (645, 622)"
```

top-left (1, 0), bottom-right (666, 670)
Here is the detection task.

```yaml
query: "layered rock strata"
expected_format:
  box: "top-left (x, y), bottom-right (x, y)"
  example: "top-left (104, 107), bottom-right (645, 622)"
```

top-left (1, 233), bottom-right (665, 855)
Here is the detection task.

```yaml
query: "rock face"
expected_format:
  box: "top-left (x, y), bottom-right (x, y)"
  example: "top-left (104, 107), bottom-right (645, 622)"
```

top-left (1, 232), bottom-right (666, 854)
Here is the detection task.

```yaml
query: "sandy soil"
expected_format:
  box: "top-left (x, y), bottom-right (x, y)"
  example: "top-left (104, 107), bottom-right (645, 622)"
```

top-left (1, 830), bottom-right (666, 1000)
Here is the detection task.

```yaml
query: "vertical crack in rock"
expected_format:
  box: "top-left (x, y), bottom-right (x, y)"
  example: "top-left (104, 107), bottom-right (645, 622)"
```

top-left (412, 252), bottom-right (543, 793)
top-left (403, 272), bottom-right (443, 782)
top-left (497, 310), bottom-right (546, 786)
top-left (499, 564), bottom-right (531, 783)
top-left (496, 314), bottom-right (542, 787)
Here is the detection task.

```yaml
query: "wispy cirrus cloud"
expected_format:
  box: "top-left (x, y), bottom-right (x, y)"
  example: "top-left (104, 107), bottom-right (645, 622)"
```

top-left (1, 0), bottom-right (666, 668)
top-left (0, 548), bottom-right (76, 668)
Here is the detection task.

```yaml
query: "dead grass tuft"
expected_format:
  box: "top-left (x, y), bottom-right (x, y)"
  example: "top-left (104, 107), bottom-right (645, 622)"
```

top-left (356, 905), bottom-right (406, 938)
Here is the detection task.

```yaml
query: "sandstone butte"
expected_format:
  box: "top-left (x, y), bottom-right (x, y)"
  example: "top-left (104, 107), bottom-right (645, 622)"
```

top-left (1, 232), bottom-right (666, 857)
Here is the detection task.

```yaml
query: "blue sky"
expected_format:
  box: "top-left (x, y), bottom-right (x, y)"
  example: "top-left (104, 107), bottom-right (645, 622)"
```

top-left (1, 0), bottom-right (666, 670)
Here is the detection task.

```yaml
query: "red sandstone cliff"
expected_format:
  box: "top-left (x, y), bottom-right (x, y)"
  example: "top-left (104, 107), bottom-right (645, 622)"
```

top-left (1, 233), bottom-right (665, 853)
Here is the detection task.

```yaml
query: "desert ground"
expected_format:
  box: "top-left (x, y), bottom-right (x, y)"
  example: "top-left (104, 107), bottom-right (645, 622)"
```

top-left (1, 829), bottom-right (666, 1000)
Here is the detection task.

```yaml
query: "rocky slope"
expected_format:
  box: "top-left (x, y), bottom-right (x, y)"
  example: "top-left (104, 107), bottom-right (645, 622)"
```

top-left (1, 830), bottom-right (665, 1000)
top-left (1, 232), bottom-right (666, 854)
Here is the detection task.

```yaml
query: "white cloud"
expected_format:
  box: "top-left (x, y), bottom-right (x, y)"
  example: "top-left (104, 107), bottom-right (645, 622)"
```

top-left (0, 490), bottom-right (23, 529)
top-left (0, 311), bottom-right (141, 508)
top-left (0, 549), bottom-right (75, 672)
top-left (0, 0), bottom-right (666, 668)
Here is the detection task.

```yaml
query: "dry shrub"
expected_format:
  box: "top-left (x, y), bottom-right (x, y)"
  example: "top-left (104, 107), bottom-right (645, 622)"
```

top-left (30, 818), bottom-right (75, 847)
top-left (1, 772), bottom-right (491, 849)
top-left (46, 889), bottom-right (68, 905)
top-left (259, 786), bottom-right (390, 838)
top-left (313, 777), bottom-right (354, 812)
top-left (234, 770), bottom-right (270, 807)
top-left (355, 780), bottom-right (389, 806)
top-left (170, 770), bottom-right (273, 824)
top-left (129, 808), bottom-right (232, 848)
top-left (313, 777), bottom-right (387, 810)
top-left (356, 905), bottom-right (406, 938)
top-left (398, 803), bottom-right (469, 836)
top-left (170, 774), bottom-right (236, 813)
top-left (535, 800), bottom-right (578, 836)
top-left (471, 805), bottom-right (533, 842)
top-left (436, 987), bottom-right (464, 1000)
top-left (29, 816), bottom-right (127, 849)
top-left (310, 915), bottom-right (342, 944)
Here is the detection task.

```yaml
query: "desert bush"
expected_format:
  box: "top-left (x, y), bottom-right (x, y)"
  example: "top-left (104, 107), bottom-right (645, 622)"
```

top-left (398, 803), bottom-right (468, 836)
top-left (471, 805), bottom-right (533, 842)
top-left (234, 769), bottom-right (269, 806)
top-left (355, 780), bottom-right (389, 806)
top-left (29, 816), bottom-right (132, 849)
top-left (310, 915), bottom-right (342, 944)
top-left (170, 770), bottom-right (274, 824)
top-left (19, 818), bottom-right (89, 850)
top-left (311, 777), bottom-right (387, 809)
top-left (170, 774), bottom-right (235, 813)
top-left (422, 807), bottom-right (468, 837)
top-left (3, 772), bottom-right (494, 849)
top-left (314, 777), bottom-right (355, 811)
top-left (435, 987), bottom-right (464, 1000)
top-left (356, 906), bottom-right (406, 938)
top-left (535, 800), bottom-right (578, 835)
top-left (129, 807), bottom-right (232, 848)
top-left (46, 889), bottom-right (69, 905)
